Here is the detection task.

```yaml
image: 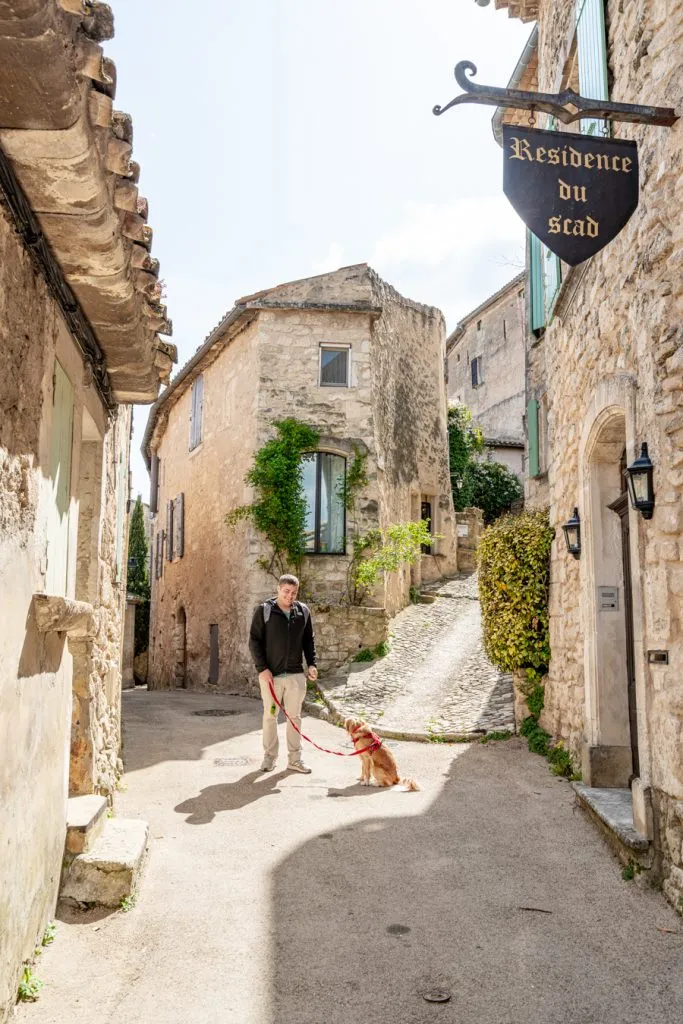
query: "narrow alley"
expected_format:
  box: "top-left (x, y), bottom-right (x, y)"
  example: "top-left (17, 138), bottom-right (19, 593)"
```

top-left (17, 690), bottom-right (683, 1024)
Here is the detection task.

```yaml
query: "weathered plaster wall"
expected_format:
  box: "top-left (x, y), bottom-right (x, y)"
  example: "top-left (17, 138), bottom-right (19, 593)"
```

top-left (447, 279), bottom-right (526, 444)
top-left (533, 0), bottom-right (683, 910)
top-left (0, 202), bottom-right (130, 1019)
top-left (149, 319), bottom-right (260, 693)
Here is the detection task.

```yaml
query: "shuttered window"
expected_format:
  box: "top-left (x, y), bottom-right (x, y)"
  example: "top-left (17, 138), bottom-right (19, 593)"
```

top-left (576, 0), bottom-right (609, 137)
top-left (189, 375), bottom-right (204, 451)
top-left (166, 500), bottom-right (174, 561)
top-left (543, 244), bottom-right (562, 316)
top-left (471, 356), bottom-right (483, 388)
top-left (155, 530), bottom-right (164, 579)
top-left (174, 493), bottom-right (184, 558)
top-left (529, 231), bottom-right (545, 333)
top-left (527, 399), bottom-right (541, 478)
top-left (150, 455), bottom-right (160, 515)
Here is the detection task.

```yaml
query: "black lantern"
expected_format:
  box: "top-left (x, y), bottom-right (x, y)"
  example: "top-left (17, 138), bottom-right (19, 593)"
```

top-left (562, 507), bottom-right (581, 559)
top-left (625, 442), bottom-right (655, 520)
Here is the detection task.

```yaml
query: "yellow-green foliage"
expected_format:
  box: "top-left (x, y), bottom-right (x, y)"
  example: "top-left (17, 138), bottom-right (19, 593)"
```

top-left (477, 507), bottom-right (553, 673)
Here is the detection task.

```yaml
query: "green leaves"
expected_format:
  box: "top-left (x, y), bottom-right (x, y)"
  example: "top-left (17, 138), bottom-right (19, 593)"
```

top-left (353, 520), bottom-right (434, 590)
top-left (477, 507), bottom-right (553, 674)
top-left (225, 418), bottom-right (320, 576)
top-left (468, 461), bottom-right (523, 524)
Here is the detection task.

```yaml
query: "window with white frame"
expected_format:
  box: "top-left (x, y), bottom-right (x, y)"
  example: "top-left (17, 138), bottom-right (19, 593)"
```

top-left (189, 375), bottom-right (204, 451)
top-left (319, 345), bottom-right (350, 387)
top-left (302, 452), bottom-right (346, 554)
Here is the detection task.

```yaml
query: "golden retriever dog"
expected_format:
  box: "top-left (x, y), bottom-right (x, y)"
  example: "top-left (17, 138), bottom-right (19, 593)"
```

top-left (344, 717), bottom-right (420, 791)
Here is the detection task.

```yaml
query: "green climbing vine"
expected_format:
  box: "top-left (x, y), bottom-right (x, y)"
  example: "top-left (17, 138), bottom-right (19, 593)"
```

top-left (225, 418), bottom-right (319, 579)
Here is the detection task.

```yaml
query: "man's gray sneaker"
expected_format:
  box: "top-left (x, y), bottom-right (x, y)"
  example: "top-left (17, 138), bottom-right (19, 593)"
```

top-left (288, 760), bottom-right (312, 774)
top-left (261, 755), bottom-right (276, 772)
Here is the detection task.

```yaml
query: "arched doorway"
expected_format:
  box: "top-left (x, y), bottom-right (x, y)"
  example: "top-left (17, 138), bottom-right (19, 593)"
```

top-left (583, 411), bottom-right (638, 787)
top-left (174, 607), bottom-right (187, 689)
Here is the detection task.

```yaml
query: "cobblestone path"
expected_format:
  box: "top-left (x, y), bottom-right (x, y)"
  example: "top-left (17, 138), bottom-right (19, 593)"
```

top-left (318, 574), bottom-right (515, 737)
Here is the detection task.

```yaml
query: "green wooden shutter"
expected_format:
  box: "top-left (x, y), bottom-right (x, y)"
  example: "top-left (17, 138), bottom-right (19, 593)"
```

top-left (576, 0), bottom-right (609, 136)
top-left (529, 231), bottom-right (545, 333)
top-left (543, 244), bottom-right (562, 316)
top-left (527, 399), bottom-right (541, 478)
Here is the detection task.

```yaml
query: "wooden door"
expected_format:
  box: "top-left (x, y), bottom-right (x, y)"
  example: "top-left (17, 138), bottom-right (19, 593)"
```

top-left (609, 492), bottom-right (639, 781)
top-left (46, 361), bottom-right (74, 596)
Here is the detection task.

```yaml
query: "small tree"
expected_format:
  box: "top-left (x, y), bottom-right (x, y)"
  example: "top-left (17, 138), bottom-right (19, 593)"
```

top-left (352, 520), bottom-right (434, 604)
top-left (127, 496), bottom-right (150, 657)
top-left (468, 460), bottom-right (523, 524)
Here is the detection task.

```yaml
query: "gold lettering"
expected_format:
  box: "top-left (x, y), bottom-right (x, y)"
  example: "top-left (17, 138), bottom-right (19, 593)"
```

top-left (622, 156), bottom-right (632, 174)
top-left (612, 155), bottom-right (622, 171)
top-left (559, 178), bottom-right (572, 200)
top-left (548, 216), bottom-right (561, 234)
top-left (563, 218), bottom-right (573, 235)
top-left (587, 216), bottom-right (599, 238)
top-left (597, 154), bottom-right (610, 170)
top-left (536, 147), bottom-right (547, 163)
top-left (548, 148), bottom-right (560, 165)
top-left (509, 137), bottom-right (533, 161)
top-left (569, 147), bottom-right (583, 168)
top-left (573, 220), bottom-right (586, 236)
top-left (584, 154), bottom-right (594, 169)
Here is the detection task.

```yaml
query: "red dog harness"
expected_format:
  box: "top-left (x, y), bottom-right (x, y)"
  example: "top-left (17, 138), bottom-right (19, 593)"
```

top-left (268, 679), bottom-right (381, 757)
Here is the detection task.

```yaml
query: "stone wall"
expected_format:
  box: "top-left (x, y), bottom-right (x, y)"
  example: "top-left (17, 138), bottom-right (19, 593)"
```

top-left (447, 276), bottom-right (526, 445)
top-left (0, 201), bottom-right (130, 1019)
top-left (528, 0), bottom-right (683, 911)
top-left (312, 605), bottom-right (390, 674)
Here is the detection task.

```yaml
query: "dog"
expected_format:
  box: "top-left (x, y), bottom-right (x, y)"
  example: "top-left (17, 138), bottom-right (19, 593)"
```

top-left (344, 717), bottom-right (420, 791)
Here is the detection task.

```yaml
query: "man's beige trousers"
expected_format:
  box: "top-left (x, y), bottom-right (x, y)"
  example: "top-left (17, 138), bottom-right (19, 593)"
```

top-left (259, 672), bottom-right (307, 764)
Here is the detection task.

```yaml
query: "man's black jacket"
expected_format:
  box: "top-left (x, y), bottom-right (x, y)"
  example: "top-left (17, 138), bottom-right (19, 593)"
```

top-left (249, 599), bottom-right (317, 675)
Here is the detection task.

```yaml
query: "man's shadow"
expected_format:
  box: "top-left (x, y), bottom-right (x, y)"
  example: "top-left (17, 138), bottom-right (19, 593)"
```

top-left (174, 769), bottom-right (289, 824)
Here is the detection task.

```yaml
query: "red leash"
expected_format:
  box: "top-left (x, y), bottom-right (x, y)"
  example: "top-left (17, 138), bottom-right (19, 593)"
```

top-left (267, 679), bottom-right (381, 757)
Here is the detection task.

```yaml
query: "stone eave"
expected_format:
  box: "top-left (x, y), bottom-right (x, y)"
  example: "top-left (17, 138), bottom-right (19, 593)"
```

top-left (0, 1), bottom-right (176, 404)
top-left (494, 0), bottom-right (539, 22)
top-left (446, 273), bottom-right (525, 352)
top-left (484, 436), bottom-right (525, 449)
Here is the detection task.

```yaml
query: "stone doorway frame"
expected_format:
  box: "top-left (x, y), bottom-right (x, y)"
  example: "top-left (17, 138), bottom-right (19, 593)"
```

top-left (578, 375), bottom-right (652, 835)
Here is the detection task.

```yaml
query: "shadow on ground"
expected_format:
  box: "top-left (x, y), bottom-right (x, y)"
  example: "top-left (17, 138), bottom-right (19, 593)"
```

top-left (269, 738), bottom-right (683, 1024)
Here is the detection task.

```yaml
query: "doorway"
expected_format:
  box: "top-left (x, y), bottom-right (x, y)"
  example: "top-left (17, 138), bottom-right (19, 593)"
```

top-left (174, 607), bottom-right (187, 688)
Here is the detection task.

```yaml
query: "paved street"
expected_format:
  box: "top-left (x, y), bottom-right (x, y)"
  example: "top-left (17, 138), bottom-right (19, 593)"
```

top-left (320, 575), bottom-right (515, 737)
top-left (17, 690), bottom-right (682, 1024)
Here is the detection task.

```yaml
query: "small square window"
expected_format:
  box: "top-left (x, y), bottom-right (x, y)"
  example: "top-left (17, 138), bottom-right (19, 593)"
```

top-left (320, 347), bottom-right (350, 387)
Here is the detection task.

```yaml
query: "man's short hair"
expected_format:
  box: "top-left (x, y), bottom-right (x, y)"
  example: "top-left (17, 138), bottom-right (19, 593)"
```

top-left (278, 574), bottom-right (300, 588)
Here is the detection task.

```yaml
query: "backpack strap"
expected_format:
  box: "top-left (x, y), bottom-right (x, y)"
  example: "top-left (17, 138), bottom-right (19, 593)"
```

top-left (262, 600), bottom-right (309, 626)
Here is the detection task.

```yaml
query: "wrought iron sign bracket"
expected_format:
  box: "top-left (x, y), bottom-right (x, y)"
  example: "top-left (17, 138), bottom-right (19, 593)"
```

top-left (433, 61), bottom-right (678, 128)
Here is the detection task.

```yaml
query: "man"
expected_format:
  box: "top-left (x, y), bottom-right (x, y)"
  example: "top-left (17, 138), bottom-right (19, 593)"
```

top-left (249, 574), bottom-right (318, 773)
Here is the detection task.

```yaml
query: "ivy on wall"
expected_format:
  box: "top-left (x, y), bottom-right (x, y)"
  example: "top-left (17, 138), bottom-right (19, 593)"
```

top-left (225, 418), bottom-right (320, 579)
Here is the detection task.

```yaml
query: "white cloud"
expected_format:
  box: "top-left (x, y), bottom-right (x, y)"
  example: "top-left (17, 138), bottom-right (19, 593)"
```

top-left (372, 196), bottom-right (525, 268)
top-left (310, 241), bottom-right (346, 276)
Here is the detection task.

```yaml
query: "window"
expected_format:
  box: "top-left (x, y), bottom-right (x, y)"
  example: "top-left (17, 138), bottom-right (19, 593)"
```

top-left (319, 345), bottom-right (350, 387)
top-left (576, 0), bottom-right (609, 137)
top-left (527, 399), bottom-right (541, 478)
top-left (471, 356), bottom-right (483, 388)
top-left (476, 320), bottom-right (482, 331)
top-left (302, 452), bottom-right (346, 554)
top-left (189, 375), bottom-right (204, 450)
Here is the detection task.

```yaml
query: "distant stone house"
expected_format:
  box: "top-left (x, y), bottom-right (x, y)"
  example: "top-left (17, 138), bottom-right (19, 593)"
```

top-left (446, 274), bottom-right (526, 476)
top-left (0, 4), bottom-right (174, 1018)
top-left (492, 0), bottom-right (683, 912)
top-left (143, 264), bottom-right (458, 693)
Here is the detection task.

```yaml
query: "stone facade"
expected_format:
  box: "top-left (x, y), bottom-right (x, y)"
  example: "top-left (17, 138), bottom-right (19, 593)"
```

top-left (0, 4), bottom-right (173, 1017)
top-left (455, 508), bottom-right (485, 573)
top-left (500, 0), bottom-right (683, 912)
top-left (446, 274), bottom-right (526, 476)
top-left (145, 265), bottom-right (458, 696)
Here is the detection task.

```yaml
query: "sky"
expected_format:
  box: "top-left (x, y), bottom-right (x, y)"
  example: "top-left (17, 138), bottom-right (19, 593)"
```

top-left (106, 1), bottom-right (531, 499)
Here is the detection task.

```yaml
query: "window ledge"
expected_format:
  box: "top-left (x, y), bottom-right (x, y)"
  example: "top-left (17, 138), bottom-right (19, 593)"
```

top-left (188, 441), bottom-right (204, 458)
top-left (32, 594), bottom-right (98, 638)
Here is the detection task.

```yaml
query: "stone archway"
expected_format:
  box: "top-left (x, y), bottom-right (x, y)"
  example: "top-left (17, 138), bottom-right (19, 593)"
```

top-left (581, 407), bottom-right (637, 787)
top-left (174, 607), bottom-right (187, 689)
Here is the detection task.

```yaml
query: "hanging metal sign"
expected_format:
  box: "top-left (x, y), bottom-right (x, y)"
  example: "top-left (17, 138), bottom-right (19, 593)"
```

top-left (502, 125), bottom-right (639, 265)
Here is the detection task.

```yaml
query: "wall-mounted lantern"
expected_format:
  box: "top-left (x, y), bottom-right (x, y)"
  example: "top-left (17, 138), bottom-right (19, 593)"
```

top-left (625, 443), bottom-right (655, 520)
top-left (562, 507), bottom-right (581, 559)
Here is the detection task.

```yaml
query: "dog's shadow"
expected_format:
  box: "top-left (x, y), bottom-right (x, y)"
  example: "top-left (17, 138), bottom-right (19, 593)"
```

top-left (327, 783), bottom-right (394, 798)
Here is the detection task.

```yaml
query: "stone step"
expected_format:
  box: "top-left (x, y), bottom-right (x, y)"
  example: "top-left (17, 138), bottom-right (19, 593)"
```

top-left (61, 818), bottom-right (149, 908)
top-left (66, 794), bottom-right (108, 854)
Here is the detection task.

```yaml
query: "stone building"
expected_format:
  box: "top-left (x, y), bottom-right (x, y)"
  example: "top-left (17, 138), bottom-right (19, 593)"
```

top-left (143, 264), bottom-right (458, 693)
top-left (446, 274), bottom-right (526, 476)
top-left (492, 0), bottom-right (683, 911)
top-left (0, 3), bottom-right (173, 1017)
